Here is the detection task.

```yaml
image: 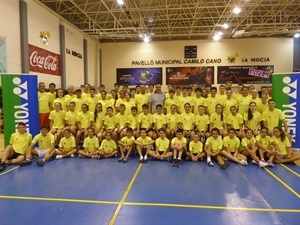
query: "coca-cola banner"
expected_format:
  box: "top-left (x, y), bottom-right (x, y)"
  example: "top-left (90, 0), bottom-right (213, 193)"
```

top-left (28, 44), bottom-right (61, 76)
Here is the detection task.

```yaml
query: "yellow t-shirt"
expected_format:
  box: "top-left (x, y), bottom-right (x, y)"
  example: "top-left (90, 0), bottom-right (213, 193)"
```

top-left (256, 134), bottom-right (273, 149)
top-left (138, 113), bottom-right (153, 129)
top-left (100, 139), bottom-right (117, 153)
top-left (205, 137), bottom-right (223, 153)
top-left (227, 113), bottom-right (243, 130)
top-left (120, 136), bottom-right (135, 145)
top-left (10, 132), bottom-right (32, 154)
top-left (164, 98), bottom-right (177, 114)
top-left (103, 115), bottom-right (117, 130)
top-left (258, 102), bottom-right (268, 114)
top-left (59, 136), bottom-right (76, 150)
top-left (126, 114), bottom-right (139, 130)
top-left (240, 137), bottom-right (256, 152)
top-left (115, 98), bottom-right (126, 109)
top-left (155, 137), bottom-right (170, 152)
top-left (177, 96), bottom-right (194, 113)
top-left (272, 136), bottom-right (291, 155)
top-left (53, 97), bottom-right (68, 112)
top-left (83, 136), bottom-right (99, 153)
top-left (32, 133), bottom-right (55, 150)
top-left (210, 112), bottom-right (226, 129)
top-left (204, 96), bottom-right (220, 115)
top-left (189, 141), bottom-right (203, 154)
top-left (48, 92), bottom-right (57, 110)
top-left (195, 114), bottom-right (210, 132)
top-left (77, 111), bottom-right (93, 129)
top-left (237, 96), bottom-right (251, 116)
top-left (115, 113), bottom-right (128, 128)
top-left (223, 136), bottom-right (240, 153)
top-left (65, 111), bottom-right (79, 126)
top-left (244, 111), bottom-right (261, 131)
top-left (153, 113), bottom-right (167, 129)
top-left (193, 97), bottom-right (205, 115)
top-left (166, 113), bottom-right (181, 130)
top-left (38, 92), bottom-right (50, 113)
top-left (94, 112), bottom-right (105, 130)
top-left (136, 94), bottom-right (149, 113)
top-left (180, 112), bottom-right (195, 130)
top-left (223, 98), bottom-right (237, 115)
top-left (73, 97), bottom-right (87, 112)
top-left (49, 110), bottom-right (66, 129)
top-left (87, 96), bottom-right (99, 112)
top-left (123, 100), bottom-right (136, 115)
top-left (81, 92), bottom-right (90, 99)
top-left (64, 94), bottom-right (76, 106)
top-left (136, 136), bottom-right (153, 145)
top-left (171, 137), bottom-right (187, 145)
top-left (262, 109), bottom-right (285, 130)
top-left (97, 99), bottom-right (112, 114)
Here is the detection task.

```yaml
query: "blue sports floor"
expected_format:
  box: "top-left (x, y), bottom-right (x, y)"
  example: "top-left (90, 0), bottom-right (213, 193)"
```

top-left (0, 157), bottom-right (299, 225)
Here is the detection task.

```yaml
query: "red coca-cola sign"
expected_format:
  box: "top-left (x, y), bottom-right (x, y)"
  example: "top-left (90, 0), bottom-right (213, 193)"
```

top-left (28, 44), bottom-right (61, 76)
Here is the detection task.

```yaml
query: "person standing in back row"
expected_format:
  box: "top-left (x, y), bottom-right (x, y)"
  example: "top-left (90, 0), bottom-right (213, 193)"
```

top-left (149, 84), bottom-right (166, 114)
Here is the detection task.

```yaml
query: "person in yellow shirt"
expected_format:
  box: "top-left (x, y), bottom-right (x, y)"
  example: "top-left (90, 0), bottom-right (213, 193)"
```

top-left (223, 89), bottom-right (237, 116)
top-left (222, 128), bottom-right (248, 166)
top-left (126, 106), bottom-right (139, 138)
top-left (186, 133), bottom-right (205, 162)
top-left (217, 85), bottom-right (227, 101)
top-left (134, 128), bottom-right (154, 163)
top-left (86, 88), bottom-right (99, 113)
top-left (27, 125), bottom-right (55, 167)
top-left (272, 127), bottom-right (300, 164)
top-left (118, 128), bottom-right (135, 163)
top-left (38, 82), bottom-right (51, 126)
top-left (55, 129), bottom-right (77, 159)
top-left (99, 131), bottom-right (118, 158)
top-left (103, 107), bottom-right (118, 142)
top-left (49, 102), bottom-right (66, 146)
top-left (166, 104), bottom-right (181, 139)
top-left (244, 102), bottom-right (261, 136)
top-left (64, 85), bottom-right (76, 108)
top-left (226, 106), bottom-right (244, 138)
top-left (194, 105), bottom-right (210, 142)
top-left (204, 87), bottom-right (220, 115)
top-left (123, 92), bottom-right (136, 116)
top-left (115, 90), bottom-right (126, 113)
top-left (53, 88), bottom-right (67, 112)
top-left (73, 89), bottom-right (87, 112)
top-left (250, 89), bottom-right (262, 109)
top-left (237, 86), bottom-right (251, 116)
top-left (164, 89), bottom-right (177, 114)
top-left (257, 94), bottom-right (268, 114)
top-left (205, 128), bottom-right (229, 168)
top-left (115, 104), bottom-right (128, 139)
top-left (97, 90), bottom-right (112, 114)
top-left (81, 83), bottom-right (91, 99)
top-left (177, 87), bottom-right (194, 114)
top-left (0, 122), bottom-right (32, 171)
top-left (48, 83), bottom-right (57, 111)
top-left (93, 103), bottom-right (105, 142)
top-left (64, 102), bottom-right (79, 136)
top-left (192, 88), bottom-right (205, 115)
top-left (78, 128), bottom-right (100, 159)
top-left (149, 128), bottom-right (173, 161)
top-left (170, 129), bottom-right (187, 167)
top-left (76, 104), bottom-right (93, 147)
top-left (137, 104), bottom-right (153, 139)
top-left (256, 127), bottom-right (278, 166)
top-left (180, 103), bottom-right (195, 140)
top-left (135, 85), bottom-right (149, 113)
top-left (210, 104), bottom-right (227, 136)
top-left (153, 104), bottom-right (167, 140)
top-left (240, 129), bottom-right (268, 167)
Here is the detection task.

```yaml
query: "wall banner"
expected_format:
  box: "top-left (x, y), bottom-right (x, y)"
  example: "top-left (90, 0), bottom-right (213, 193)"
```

top-left (1, 74), bottom-right (39, 146)
top-left (166, 66), bottom-right (214, 85)
top-left (28, 44), bottom-right (61, 76)
top-left (272, 73), bottom-right (300, 149)
top-left (116, 68), bottom-right (162, 85)
top-left (0, 36), bottom-right (7, 73)
top-left (217, 65), bottom-right (274, 84)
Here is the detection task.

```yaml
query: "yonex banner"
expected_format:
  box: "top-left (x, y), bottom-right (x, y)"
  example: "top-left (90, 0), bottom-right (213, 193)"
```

top-left (1, 74), bottom-right (39, 146)
top-left (272, 73), bottom-right (300, 149)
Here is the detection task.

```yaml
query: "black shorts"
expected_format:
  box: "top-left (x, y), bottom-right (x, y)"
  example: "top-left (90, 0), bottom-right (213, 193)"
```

top-left (158, 151), bottom-right (165, 155)
top-left (8, 151), bottom-right (24, 160)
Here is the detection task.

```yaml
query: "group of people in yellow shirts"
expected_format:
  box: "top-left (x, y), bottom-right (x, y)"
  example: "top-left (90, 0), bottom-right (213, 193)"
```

top-left (0, 81), bottom-right (299, 171)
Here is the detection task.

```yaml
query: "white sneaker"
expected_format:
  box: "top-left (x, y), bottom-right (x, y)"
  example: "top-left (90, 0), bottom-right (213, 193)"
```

top-left (267, 160), bottom-right (274, 167)
top-left (240, 160), bottom-right (248, 166)
top-left (252, 160), bottom-right (258, 165)
top-left (70, 154), bottom-right (75, 158)
top-left (259, 161), bottom-right (268, 168)
top-left (56, 155), bottom-right (63, 160)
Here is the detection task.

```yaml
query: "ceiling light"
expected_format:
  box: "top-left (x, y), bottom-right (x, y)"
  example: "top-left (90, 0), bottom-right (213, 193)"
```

top-left (218, 32), bottom-right (223, 36)
top-left (233, 7), bottom-right (241, 14)
top-left (150, 32), bottom-right (155, 36)
top-left (294, 33), bottom-right (300, 38)
top-left (213, 34), bottom-right (221, 41)
top-left (223, 23), bottom-right (229, 29)
top-left (143, 36), bottom-right (150, 43)
top-left (117, 0), bottom-right (124, 5)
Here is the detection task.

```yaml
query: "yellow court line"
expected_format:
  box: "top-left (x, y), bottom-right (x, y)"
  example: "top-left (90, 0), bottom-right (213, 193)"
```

top-left (1, 194), bottom-right (299, 213)
top-left (280, 164), bottom-right (300, 178)
top-left (264, 167), bottom-right (300, 198)
top-left (0, 166), bottom-right (20, 176)
top-left (0, 195), bottom-right (119, 205)
top-left (109, 163), bottom-right (143, 225)
top-left (123, 202), bottom-right (300, 213)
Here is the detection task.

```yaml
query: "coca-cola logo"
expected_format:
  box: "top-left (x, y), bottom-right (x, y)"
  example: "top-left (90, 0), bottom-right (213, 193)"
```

top-left (28, 44), bottom-right (61, 76)
top-left (29, 51), bottom-right (58, 71)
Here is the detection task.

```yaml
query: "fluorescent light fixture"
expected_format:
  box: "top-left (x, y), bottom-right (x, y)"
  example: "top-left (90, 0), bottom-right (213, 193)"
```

top-left (233, 7), bottom-right (241, 14)
top-left (223, 23), bottom-right (229, 29)
top-left (117, 0), bottom-right (124, 5)
top-left (218, 32), bottom-right (223, 36)
top-left (143, 36), bottom-right (150, 43)
top-left (294, 33), bottom-right (300, 38)
top-left (213, 34), bottom-right (221, 41)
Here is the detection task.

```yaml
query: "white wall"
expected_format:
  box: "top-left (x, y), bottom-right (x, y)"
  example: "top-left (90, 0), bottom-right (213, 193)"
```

top-left (100, 38), bottom-right (293, 91)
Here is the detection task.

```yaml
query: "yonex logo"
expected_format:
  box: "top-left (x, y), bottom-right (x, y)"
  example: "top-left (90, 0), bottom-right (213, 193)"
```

top-left (282, 76), bottom-right (297, 100)
top-left (12, 77), bottom-right (28, 100)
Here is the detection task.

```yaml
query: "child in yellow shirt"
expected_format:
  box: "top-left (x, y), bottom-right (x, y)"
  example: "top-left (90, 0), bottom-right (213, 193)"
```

top-left (118, 128), bottom-right (135, 163)
top-left (78, 128), bottom-right (100, 159)
top-left (134, 128), bottom-right (154, 163)
top-left (149, 128), bottom-right (173, 161)
top-left (99, 131), bottom-right (118, 158)
top-left (186, 133), bottom-right (205, 162)
top-left (56, 129), bottom-right (77, 159)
